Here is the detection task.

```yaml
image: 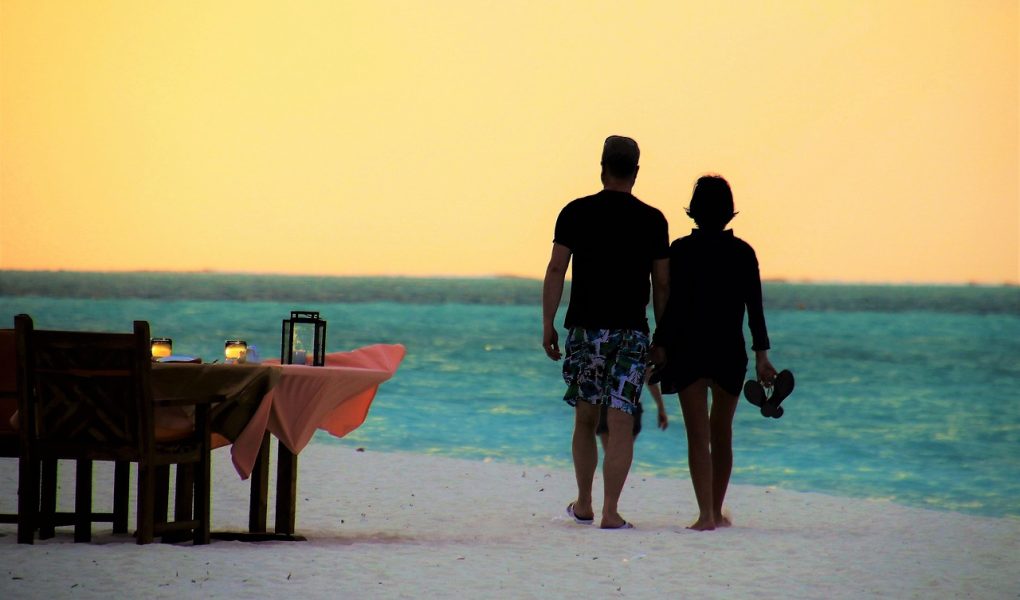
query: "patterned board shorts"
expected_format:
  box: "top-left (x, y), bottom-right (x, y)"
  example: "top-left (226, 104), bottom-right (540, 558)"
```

top-left (562, 328), bottom-right (649, 416)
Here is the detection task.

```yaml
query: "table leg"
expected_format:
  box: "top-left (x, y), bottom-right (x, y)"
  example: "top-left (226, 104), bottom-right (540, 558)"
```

top-left (275, 440), bottom-right (297, 535)
top-left (248, 432), bottom-right (270, 533)
top-left (210, 434), bottom-right (305, 542)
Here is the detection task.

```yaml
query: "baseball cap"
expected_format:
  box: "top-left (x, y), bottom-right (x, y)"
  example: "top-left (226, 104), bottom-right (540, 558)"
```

top-left (601, 135), bottom-right (640, 170)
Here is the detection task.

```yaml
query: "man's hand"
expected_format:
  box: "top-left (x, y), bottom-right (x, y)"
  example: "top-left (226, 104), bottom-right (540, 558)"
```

top-left (543, 326), bottom-right (561, 361)
top-left (542, 243), bottom-right (570, 362)
top-left (656, 405), bottom-right (669, 430)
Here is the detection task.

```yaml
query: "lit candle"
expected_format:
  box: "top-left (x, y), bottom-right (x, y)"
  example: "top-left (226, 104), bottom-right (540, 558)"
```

top-left (224, 340), bottom-right (247, 364)
top-left (150, 338), bottom-right (173, 359)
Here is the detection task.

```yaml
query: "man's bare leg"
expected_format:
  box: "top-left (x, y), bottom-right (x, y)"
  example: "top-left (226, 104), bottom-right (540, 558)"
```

top-left (679, 379), bottom-right (715, 531)
top-left (709, 383), bottom-right (739, 527)
top-left (600, 406), bottom-right (635, 528)
top-left (571, 402), bottom-right (600, 521)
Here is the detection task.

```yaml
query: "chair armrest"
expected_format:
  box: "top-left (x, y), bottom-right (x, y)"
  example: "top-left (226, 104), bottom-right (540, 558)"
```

top-left (153, 394), bottom-right (226, 408)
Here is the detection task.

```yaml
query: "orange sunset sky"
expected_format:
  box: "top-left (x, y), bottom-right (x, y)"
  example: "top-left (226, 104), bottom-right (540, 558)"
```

top-left (1, 1), bottom-right (1017, 285)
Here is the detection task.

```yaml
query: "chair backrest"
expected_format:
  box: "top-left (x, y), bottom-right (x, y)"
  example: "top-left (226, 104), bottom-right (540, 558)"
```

top-left (15, 314), bottom-right (154, 460)
top-left (0, 329), bottom-right (16, 435)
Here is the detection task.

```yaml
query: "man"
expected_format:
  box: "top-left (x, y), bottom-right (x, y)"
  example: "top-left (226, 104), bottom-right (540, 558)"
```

top-left (542, 135), bottom-right (669, 529)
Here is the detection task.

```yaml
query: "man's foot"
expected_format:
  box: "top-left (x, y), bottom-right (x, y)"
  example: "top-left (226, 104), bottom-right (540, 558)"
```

top-left (600, 511), bottom-right (630, 529)
top-left (600, 520), bottom-right (634, 530)
top-left (687, 516), bottom-right (716, 531)
top-left (713, 513), bottom-right (732, 528)
top-left (566, 502), bottom-right (594, 524)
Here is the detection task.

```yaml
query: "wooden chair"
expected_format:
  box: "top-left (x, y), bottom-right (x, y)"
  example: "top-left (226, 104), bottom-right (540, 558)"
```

top-left (2, 328), bottom-right (131, 538)
top-left (15, 314), bottom-right (220, 544)
top-left (0, 329), bottom-right (19, 525)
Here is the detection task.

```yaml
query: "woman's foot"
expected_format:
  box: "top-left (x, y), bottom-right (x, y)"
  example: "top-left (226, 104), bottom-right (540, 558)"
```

top-left (713, 512), bottom-right (732, 528)
top-left (687, 515), bottom-right (716, 531)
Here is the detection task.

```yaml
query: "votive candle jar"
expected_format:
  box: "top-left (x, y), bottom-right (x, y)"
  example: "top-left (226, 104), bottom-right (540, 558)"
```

top-left (150, 338), bottom-right (173, 359)
top-left (224, 340), bottom-right (247, 364)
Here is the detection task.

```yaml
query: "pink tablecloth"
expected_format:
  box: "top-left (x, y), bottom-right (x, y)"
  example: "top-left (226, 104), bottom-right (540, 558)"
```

top-left (229, 344), bottom-right (406, 479)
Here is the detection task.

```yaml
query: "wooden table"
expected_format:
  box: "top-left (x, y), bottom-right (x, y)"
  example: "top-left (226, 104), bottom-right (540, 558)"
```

top-left (151, 344), bottom-right (406, 541)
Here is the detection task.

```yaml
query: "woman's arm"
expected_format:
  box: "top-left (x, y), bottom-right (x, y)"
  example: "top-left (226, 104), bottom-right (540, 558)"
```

top-left (745, 247), bottom-right (770, 353)
top-left (746, 247), bottom-right (776, 383)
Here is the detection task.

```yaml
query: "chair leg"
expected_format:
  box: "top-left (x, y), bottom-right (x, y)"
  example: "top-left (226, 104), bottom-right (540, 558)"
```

top-left (38, 458), bottom-right (58, 539)
top-left (137, 464), bottom-right (155, 545)
top-left (174, 464), bottom-right (194, 523)
top-left (113, 461), bottom-right (130, 534)
top-left (155, 464), bottom-right (170, 530)
top-left (194, 402), bottom-right (211, 545)
top-left (17, 453), bottom-right (40, 544)
top-left (74, 459), bottom-right (93, 543)
top-left (194, 459), bottom-right (211, 545)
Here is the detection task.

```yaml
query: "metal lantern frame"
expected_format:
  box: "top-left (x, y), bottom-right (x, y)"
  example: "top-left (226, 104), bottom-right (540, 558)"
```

top-left (281, 310), bottom-right (327, 366)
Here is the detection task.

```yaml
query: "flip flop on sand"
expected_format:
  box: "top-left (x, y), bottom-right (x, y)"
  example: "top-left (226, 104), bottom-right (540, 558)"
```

top-left (566, 502), bottom-right (594, 525)
top-left (743, 369), bottom-right (796, 418)
top-left (600, 521), bottom-right (634, 530)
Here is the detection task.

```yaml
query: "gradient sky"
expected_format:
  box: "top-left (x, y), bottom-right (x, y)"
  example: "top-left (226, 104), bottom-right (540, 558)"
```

top-left (1, 1), bottom-right (1017, 284)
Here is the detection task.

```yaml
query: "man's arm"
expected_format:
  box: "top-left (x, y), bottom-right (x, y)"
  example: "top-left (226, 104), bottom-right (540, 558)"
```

top-left (647, 256), bottom-right (670, 369)
top-left (542, 243), bottom-right (571, 360)
top-left (651, 257), bottom-right (669, 325)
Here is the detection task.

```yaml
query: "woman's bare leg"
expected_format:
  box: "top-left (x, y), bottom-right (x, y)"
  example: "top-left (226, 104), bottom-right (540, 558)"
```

top-left (679, 379), bottom-right (715, 530)
top-left (708, 383), bottom-right (739, 527)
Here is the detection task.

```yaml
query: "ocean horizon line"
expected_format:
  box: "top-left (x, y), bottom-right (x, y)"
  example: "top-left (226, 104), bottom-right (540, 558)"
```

top-left (1, 268), bottom-right (1016, 289)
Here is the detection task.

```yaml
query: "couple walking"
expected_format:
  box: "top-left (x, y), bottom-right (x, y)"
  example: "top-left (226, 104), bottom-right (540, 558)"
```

top-left (542, 135), bottom-right (776, 531)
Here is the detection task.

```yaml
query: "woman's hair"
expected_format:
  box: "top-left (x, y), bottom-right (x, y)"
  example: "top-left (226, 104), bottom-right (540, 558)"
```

top-left (686, 175), bottom-right (736, 230)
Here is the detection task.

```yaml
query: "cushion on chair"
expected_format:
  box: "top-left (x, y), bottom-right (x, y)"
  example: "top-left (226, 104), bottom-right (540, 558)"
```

top-left (154, 427), bottom-right (230, 449)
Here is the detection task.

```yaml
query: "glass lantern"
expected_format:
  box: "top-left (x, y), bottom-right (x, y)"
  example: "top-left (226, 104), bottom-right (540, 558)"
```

top-left (281, 310), bottom-right (326, 366)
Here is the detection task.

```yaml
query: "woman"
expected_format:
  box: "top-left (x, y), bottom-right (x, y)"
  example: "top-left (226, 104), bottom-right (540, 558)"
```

top-left (652, 175), bottom-right (776, 531)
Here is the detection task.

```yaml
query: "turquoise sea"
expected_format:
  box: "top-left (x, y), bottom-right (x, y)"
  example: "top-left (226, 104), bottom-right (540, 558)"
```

top-left (1, 271), bottom-right (1018, 519)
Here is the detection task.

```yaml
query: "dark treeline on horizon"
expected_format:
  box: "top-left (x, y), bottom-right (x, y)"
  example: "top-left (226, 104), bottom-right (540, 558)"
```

top-left (0, 270), bottom-right (1017, 314)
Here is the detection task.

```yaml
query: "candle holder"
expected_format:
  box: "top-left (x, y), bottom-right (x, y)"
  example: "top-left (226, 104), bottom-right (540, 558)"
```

top-left (225, 340), bottom-right (248, 364)
top-left (281, 310), bottom-right (326, 366)
top-left (150, 337), bottom-right (173, 359)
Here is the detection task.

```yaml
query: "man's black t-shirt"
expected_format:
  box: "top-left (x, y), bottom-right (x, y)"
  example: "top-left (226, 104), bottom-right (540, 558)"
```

top-left (553, 190), bottom-right (669, 333)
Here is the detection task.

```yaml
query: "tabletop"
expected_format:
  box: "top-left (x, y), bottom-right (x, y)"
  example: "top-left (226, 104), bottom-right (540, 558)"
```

top-left (152, 344), bottom-right (406, 479)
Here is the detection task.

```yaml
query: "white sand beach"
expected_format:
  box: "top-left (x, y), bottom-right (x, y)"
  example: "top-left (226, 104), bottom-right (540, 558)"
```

top-left (1, 444), bottom-right (1017, 599)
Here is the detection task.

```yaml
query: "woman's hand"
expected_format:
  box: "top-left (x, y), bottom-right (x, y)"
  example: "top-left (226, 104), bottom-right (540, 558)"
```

top-left (647, 344), bottom-right (667, 370)
top-left (755, 350), bottom-right (778, 385)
